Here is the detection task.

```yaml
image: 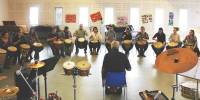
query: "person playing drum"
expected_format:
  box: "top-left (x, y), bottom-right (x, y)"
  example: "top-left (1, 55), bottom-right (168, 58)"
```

top-left (105, 25), bottom-right (116, 52)
top-left (102, 41), bottom-right (131, 94)
top-left (135, 26), bottom-right (149, 57)
top-left (121, 27), bottom-right (133, 56)
top-left (28, 28), bottom-right (41, 60)
top-left (151, 28), bottom-right (166, 56)
top-left (0, 31), bottom-right (13, 69)
top-left (89, 27), bottom-right (102, 55)
top-left (73, 24), bottom-right (88, 55)
top-left (62, 26), bottom-right (73, 56)
top-left (183, 29), bottom-right (200, 56)
top-left (47, 27), bottom-right (59, 56)
top-left (166, 27), bottom-right (182, 49)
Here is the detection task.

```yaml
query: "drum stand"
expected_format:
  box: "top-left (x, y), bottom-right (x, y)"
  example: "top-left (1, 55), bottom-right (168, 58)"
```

top-left (72, 68), bottom-right (78, 100)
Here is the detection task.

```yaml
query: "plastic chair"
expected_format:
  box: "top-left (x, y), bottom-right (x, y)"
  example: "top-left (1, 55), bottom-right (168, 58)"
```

top-left (103, 72), bottom-right (127, 100)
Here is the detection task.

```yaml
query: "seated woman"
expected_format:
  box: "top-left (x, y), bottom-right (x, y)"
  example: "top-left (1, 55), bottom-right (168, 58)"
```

top-left (151, 28), bottom-right (166, 56)
top-left (183, 29), bottom-right (200, 56)
top-left (121, 27), bottom-right (133, 56)
top-left (0, 31), bottom-right (14, 69)
top-left (89, 27), bottom-right (102, 55)
top-left (166, 27), bottom-right (182, 49)
top-left (62, 26), bottom-right (73, 56)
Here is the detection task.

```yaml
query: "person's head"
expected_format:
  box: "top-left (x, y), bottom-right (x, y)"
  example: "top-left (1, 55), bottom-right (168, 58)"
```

top-left (79, 24), bottom-right (83, 30)
top-left (18, 26), bottom-right (25, 35)
top-left (140, 26), bottom-right (145, 33)
top-left (53, 26), bottom-right (60, 33)
top-left (189, 29), bottom-right (195, 36)
top-left (93, 27), bottom-right (98, 33)
top-left (64, 26), bottom-right (69, 32)
top-left (173, 27), bottom-right (179, 34)
top-left (125, 27), bottom-right (130, 34)
top-left (108, 25), bottom-right (113, 31)
top-left (111, 41), bottom-right (120, 50)
top-left (1, 31), bottom-right (9, 39)
top-left (158, 27), bottom-right (164, 34)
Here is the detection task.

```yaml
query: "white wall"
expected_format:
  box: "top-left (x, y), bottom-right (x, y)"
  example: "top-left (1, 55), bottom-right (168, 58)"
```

top-left (8, 0), bottom-right (200, 39)
top-left (0, 0), bottom-right (9, 25)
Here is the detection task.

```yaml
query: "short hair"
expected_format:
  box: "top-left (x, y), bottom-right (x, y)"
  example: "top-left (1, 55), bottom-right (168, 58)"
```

top-left (111, 41), bottom-right (120, 49)
top-left (173, 27), bottom-right (179, 31)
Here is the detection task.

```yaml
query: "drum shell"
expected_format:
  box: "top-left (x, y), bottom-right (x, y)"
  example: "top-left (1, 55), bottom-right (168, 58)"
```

top-left (77, 69), bottom-right (90, 76)
top-left (77, 40), bottom-right (87, 49)
top-left (63, 68), bottom-right (73, 75)
top-left (181, 82), bottom-right (200, 99)
top-left (33, 45), bottom-right (43, 52)
top-left (0, 53), bottom-right (6, 65)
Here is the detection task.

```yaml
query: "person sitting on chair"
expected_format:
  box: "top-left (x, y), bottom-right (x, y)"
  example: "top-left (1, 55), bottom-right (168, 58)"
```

top-left (121, 27), bottom-right (133, 56)
top-left (166, 27), bottom-right (182, 49)
top-left (73, 24), bottom-right (88, 54)
top-left (135, 26), bottom-right (149, 57)
top-left (102, 41), bottom-right (131, 94)
top-left (105, 25), bottom-right (116, 52)
top-left (183, 29), bottom-right (200, 56)
top-left (62, 26), bottom-right (73, 56)
top-left (151, 28), bottom-right (166, 56)
top-left (89, 27), bottom-right (102, 55)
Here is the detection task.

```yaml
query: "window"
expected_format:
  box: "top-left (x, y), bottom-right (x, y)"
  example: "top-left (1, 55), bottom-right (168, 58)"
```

top-left (29, 7), bottom-right (39, 26)
top-left (79, 7), bottom-right (89, 27)
top-left (179, 9), bottom-right (188, 32)
top-left (130, 8), bottom-right (139, 31)
top-left (55, 7), bottom-right (63, 26)
top-left (104, 7), bottom-right (114, 25)
top-left (154, 8), bottom-right (164, 32)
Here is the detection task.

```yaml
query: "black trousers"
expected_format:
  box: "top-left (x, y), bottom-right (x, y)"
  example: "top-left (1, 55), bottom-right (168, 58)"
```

top-left (64, 43), bottom-right (74, 56)
top-left (135, 43), bottom-right (148, 55)
top-left (49, 42), bottom-right (64, 57)
top-left (122, 43), bottom-right (133, 54)
top-left (75, 40), bottom-right (88, 54)
top-left (89, 42), bottom-right (101, 53)
top-left (151, 45), bottom-right (165, 56)
top-left (105, 43), bottom-right (111, 52)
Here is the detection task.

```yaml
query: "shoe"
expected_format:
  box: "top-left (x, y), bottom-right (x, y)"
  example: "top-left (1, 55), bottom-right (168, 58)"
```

top-left (142, 55), bottom-right (146, 57)
top-left (137, 55), bottom-right (141, 57)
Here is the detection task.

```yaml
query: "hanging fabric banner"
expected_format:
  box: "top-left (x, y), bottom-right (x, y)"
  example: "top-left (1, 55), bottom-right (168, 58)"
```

top-left (90, 11), bottom-right (102, 22)
top-left (65, 14), bottom-right (76, 23)
top-left (168, 12), bottom-right (174, 26)
top-left (141, 14), bottom-right (152, 24)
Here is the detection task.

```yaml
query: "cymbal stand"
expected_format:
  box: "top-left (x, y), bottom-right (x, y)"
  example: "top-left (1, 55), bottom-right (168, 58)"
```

top-left (171, 74), bottom-right (178, 100)
top-left (72, 67), bottom-right (78, 100)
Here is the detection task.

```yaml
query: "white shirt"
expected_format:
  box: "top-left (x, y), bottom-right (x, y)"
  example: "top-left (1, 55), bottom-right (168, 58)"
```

top-left (89, 32), bottom-right (102, 42)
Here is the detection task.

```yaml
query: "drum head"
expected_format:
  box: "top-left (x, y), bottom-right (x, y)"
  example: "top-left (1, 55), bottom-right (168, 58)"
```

top-left (181, 81), bottom-right (197, 89)
top-left (53, 40), bottom-right (63, 44)
top-left (33, 42), bottom-right (43, 47)
top-left (8, 46), bottom-right (17, 52)
top-left (0, 48), bottom-right (7, 53)
top-left (76, 60), bottom-right (91, 70)
top-left (63, 61), bottom-right (75, 69)
top-left (20, 44), bottom-right (30, 49)
top-left (153, 42), bottom-right (163, 48)
top-left (64, 39), bottom-right (72, 44)
top-left (168, 42), bottom-right (178, 47)
top-left (0, 86), bottom-right (19, 97)
top-left (78, 38), bottom-right (85, 42)
top-left (91, 41), bottom-right (98, 43)
top-left (123, 40), bottom-right (132, 44)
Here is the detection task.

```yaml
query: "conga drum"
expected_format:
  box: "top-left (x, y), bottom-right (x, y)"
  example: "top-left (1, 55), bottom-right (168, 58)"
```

top-left (153, 42), bottom-right (164, 49)
top-left (123, 40), bottom-right (132, 49)
top-left (76, 60), bottom-right (91, 76)
top-left (78, 38), bottom-right (86, 48)
top-left (64, 39), bottom-right (73, 47)
top-left (0, 48), bottom-right (7, 65)
top-left (185, 43), bottom-right (193, 50)
top-left (167, 42), bottom-right (178, 48)
top-left (33, 42), bottom-right (43, 52)
top-left (20, 44), bottom-right (30, 56)
top-left (90, 40), bottom-right (98, 54)
top-left (63, 61), bottom-right (75, 75)
top-left (53, 40), bottom-right (63, 49)
top-left (181, 81), bottom-right (200, 99)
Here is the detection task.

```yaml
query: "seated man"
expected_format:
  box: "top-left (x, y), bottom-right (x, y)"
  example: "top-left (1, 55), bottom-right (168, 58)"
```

top-left (74, 24), bottom-right (88, 54)
top-left (89, 27), bottom-right (102, 55)
top-left (102, 41), bottom-right (131, 94)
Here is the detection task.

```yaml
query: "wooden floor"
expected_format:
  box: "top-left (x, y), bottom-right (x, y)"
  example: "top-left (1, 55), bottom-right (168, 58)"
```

top-left (0, 44), bottom-right (198, 100)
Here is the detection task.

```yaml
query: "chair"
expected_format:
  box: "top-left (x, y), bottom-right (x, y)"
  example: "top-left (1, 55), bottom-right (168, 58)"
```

top-left (103, 72), bottom-right (127, 100)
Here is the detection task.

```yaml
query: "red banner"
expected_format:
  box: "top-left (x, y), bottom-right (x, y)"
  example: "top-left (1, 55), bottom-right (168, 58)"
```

top-left (65, 14), bottom-right (76, 23)
top-left (90, 11), bottom-right (102, 22)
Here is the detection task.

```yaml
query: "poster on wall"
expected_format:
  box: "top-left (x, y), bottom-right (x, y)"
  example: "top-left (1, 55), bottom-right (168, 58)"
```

top-left (141, 14), bottom-right (152, 24)
top-left (90, 11), bottom-right (102, 23)
top-left (117, 16), bottom-right (128, 26)
top-left (65, 14), bottom-right (76, 23)
top-left (168, 12), bottom-right (174, 26)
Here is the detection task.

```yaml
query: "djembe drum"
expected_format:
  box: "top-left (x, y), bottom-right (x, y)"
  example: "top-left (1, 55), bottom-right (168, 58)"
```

top-left (63, 61), bottom-right (75, 75)
top-left (0, 48), bottom-right (7, 65)
top-left (153, 42), bottom-right (164, 49)
top-left (78, 38), bottom-right (86, 48)
top-left (76, 60), bottom-right (91, 76)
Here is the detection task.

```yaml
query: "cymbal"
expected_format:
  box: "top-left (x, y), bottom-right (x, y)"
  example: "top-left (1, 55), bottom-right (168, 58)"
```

top-left (0, 75), bottom-right (7, 81)
top-left (28, 61), bottom-right (45, 69)
top-left (0, 86), bottom-right (19, 97)
top-left (155, 48), bottom-right (198, 74)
